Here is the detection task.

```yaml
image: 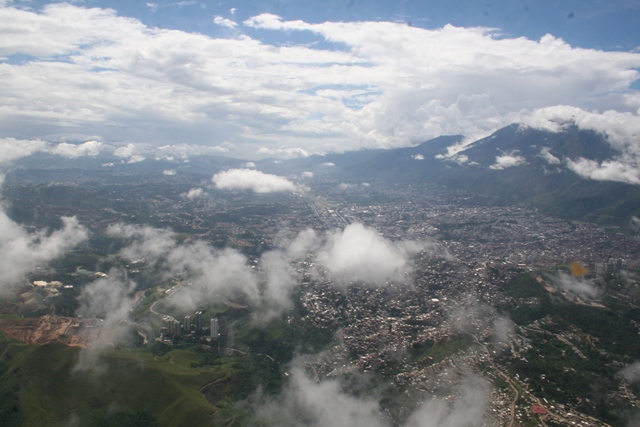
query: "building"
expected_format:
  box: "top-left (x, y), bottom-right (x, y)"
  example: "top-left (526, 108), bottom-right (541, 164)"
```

top-left (195, 311), bottom-right (203, 332)
top-left (210, 318), bottom-right (219, 340)
top-left (184, 315), bottom-right (191, 332)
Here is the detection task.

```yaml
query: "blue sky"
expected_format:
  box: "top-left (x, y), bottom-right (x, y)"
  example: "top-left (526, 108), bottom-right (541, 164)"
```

top-left (1, 0), bottom-right (640, 166)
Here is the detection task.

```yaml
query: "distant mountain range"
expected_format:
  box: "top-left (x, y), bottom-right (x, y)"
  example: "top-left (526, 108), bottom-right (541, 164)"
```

top-left (8, 123), bottom-right (640, 226)
top-left (263, 124), bottom-right (640, 226)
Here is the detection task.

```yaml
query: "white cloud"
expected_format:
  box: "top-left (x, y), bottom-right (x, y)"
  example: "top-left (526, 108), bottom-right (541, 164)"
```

top-left (1, 5), bottom-right (639, 157)
top-left (412, 154), bottom-right (424, 160)
top-left (317, 223), bottom-right (423, 285)
top-left (247, 357), bottom-right (490, 427)
top-left (321, 162), bottom-right (336, 167)
top-left (162, 169), bottom-right (176, 175)
top-left (566, 157), bottom-right (640, 185)
top-left (0, 211), bottom-right (88, 294)
top-left (256, 147), bottom-right (310, 158)
top-left (244, 161), bottom-right (256, 168)
top-left (74, 269), bottom-right (138, 374)
top-left (539, 146), bottom-right (561, 165)
top-left (553, 272), bottom-right (603, 300)
top-left (50, 140), bottom-right (103, 158)
top-left (302, 171), bottom-right (314, 178)
top-left (489, 153), bottom-right (526, 170)
top-left (107, 223), bottom-right (260, 312)
top-left (213, 16), bottom-right (237, 29)
top-left (0, 138), bottom-right (48, 164)
top-left (184, 187), bottom-right (204, 199)
top-left (212, 169), bottom-right (297, 193)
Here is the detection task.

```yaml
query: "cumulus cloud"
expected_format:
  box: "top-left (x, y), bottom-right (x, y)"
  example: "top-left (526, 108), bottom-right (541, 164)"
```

top-left (162, 169), bottom-right (176, 176)
top-left (0, 138), bottom-right (48, 164)
top-left (258, 229), bottom-right (317, 320)
top-left (412, 154), bottom-right (425, 160)
top-left (620, 361), bottom-right (640, 384)
top-left (451, 296), bottom-right (514, 350)
top-left (539, 146), bottom-right (561, 165)
top-left (553, 272), bottom-right (603, 300)
top-left (489, 152), bottom-right (526, 170)
top-left (184, 187), bottom-right (204, 199)
top-left (0, 209), bottom-right (88, 294)
top-left (566, 157), bottom-right (640, 185)
top-left (107, 223), bottom-right (260, 313)
top-left (245, 357), bottom-right (490, 427)
top-left (213, 16), bottom-right (237, 29)
top-left (74, 269), bottom-right (137, 374)
top-left (4, 5), bottom-right (638, 156)
top-left (317, 223), bottom-right (424, 286)
top-left (49, 140), bottom-right (103, 158)
top-left (302, 171), bottom-right (314, 178)
top-left (256, 147), bottom-right (311, 158)
top-left (212, 169), bottom-right (297, 193)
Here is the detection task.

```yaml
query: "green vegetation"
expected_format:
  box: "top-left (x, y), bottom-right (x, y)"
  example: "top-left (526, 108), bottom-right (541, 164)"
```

top-left (0, 340), bottom-right (266, 427)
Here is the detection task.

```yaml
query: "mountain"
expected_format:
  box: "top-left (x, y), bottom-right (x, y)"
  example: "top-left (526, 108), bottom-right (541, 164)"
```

top-left (267, 124), bottom-right (640, 225)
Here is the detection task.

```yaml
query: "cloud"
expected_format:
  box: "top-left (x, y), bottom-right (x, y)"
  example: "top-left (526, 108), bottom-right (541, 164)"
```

top-left (213, 16), bottom-right (237, 29)
top-left (257, 228), bottom-right (318, 320)
top-left (489, 152), bottom-right (526, 170)
top-left (553, 272), bottom-right (603, 300)
top-left (620, 361), bottom-right (640, 384)
top-left (2, 5), bottom-right (639, 157)
top-left (302, 171), bottom-right (314, 178)
top-left (539, 146), bottom-right (561, 165)
top-left (184, 187), bottom-right (204, 199)
top-left (321, 162), bottom-right (335, 167)
top-left (317, 223), bottom-right (424, 286)
top-left (245, 357), bottom-right (490, 427)
top-left (212, 169), bottom-right (297, 193)
top-left (74, 269), bottom-right (137, 374)
top-left (162, 169), bottom-right (176, 176)
top-left (403, 372), bottom-right (490, 427)
top-left (49, 140), bottom-right (103, 158)
top-left (0, 206), bottom-right (88, 294)
top-left (256, 147), bottom-right (311, 158)
top-left (412, 154), bottom-right (424, 160)
top-left (107, 224), bottom-right (260, 312)
top-left (566, 157), bottom-right (640, 185)
top-left (0, 138), bottom-right (48, 164)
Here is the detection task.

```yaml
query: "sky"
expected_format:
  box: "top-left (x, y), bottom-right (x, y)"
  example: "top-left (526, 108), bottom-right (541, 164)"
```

top-left (1, 0), bottom-right (640, 159)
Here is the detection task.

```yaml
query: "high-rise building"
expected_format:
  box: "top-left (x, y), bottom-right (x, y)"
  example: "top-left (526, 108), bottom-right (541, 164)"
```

top-left (195, 311), bottom-right (203, 332)
top-left (210, 318), bottom-right (219, 340)
top-left (184, 315), bottom-right (191, 332)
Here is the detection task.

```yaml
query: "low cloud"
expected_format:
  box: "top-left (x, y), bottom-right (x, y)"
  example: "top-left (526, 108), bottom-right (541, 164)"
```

top-left (107, 224), bottom-right (260, 313)
top-left (317, 223), bottom-right (424, 286)
top-left (162, 169), bottom-right (176, 176)
top-left (566, 157), bottom-right (640, 185)
top-left (257, 147), bottom-right (311, 158)
top-left (620, 361), bottom-right (640, 384)
top-left (212, 169), bottom-right (297, 193)
top-left (0, 210), bottom-right (88, 294)
top-left (244, 357), bottom-right (490, 427)
top-left (412, 154), bottom-right (425, 160)
top-left (0, 137), bottom-right (48, 165)
top-left (50, 140), bottom-right (103, 158)
top-left (489, 152), bottom-right (526, 170)
top-left (302, 171), bottom-right (314, 178)
top-left (184, 187), bottom-right (204, 199)
top-left (539, 147), bottom-right (561, 165)
top-left (553, 272), bottom-right (603, 300)
top-left (74, 269), bottom-right (137, 374)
